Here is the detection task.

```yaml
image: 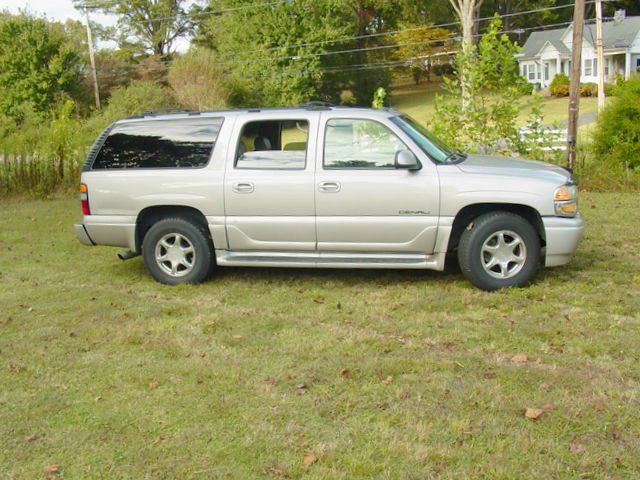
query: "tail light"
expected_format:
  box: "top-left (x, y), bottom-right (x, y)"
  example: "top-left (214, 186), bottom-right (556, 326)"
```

top-left (80, 183), bottom-right (91, 215)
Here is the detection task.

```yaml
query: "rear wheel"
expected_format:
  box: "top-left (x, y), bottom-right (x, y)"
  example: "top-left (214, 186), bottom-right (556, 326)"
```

top-left (457, 212), bottom-right (540, 291)
top-left (142, 218), bottom-right (214, 285)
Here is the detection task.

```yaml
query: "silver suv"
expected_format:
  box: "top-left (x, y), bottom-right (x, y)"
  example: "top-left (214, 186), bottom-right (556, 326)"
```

top-left (74, 105), bottom-right (584, 291)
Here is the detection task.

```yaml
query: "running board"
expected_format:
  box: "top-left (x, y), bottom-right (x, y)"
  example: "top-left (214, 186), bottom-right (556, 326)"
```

top-left (215, 250), bottom-right (446, 271)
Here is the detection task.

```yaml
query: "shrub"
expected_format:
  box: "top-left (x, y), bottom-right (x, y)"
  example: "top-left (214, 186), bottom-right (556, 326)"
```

top-left (580, 83), bottom-right (598, 97)
top-left (603, 82), bottom-right (616, 96)
top-left (168, 49), bottom-right (229, 111)
top-left (549, 73), bottom-right (570, 97)
top-left (515, 75), bottom-right (533, 95)
top-left (592, 74), bottom-right (640, 172)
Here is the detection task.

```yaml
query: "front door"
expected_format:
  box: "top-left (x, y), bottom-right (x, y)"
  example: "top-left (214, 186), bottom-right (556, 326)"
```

top-left (224, 112), bottom-right (318, 251)
top-left (314, 114), bottom-right (440, 253)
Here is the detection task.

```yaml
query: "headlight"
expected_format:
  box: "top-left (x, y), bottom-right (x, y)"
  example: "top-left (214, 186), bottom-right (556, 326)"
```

top-left (554, 184), bottom-right (578, 217)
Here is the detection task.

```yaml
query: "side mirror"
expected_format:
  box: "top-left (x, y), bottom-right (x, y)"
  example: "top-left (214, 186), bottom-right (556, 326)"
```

top-left (395, 149), bottom-right (421, 171)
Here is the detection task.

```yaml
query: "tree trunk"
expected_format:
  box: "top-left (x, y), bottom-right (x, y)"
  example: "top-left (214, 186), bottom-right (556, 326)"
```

top-left (449, 0), bottom-right (484, 112)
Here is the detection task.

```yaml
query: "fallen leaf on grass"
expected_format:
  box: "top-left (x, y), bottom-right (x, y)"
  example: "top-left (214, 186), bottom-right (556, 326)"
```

top-left (303, 453), bottom-right (317, 466)
top-left (539, 382), bottom-right (551, 391)
top-left (542, 403), bottom-right (555, 411)
top-left (341, 368), bottom-right (350, 380)
top-left (312, 298), bottom-right (324, 304)
top-left (42, 464), bottom-right (59, 473)
top-left (24, 434), bottom-right (37, 442)
top-left (594, 400), bottom-right (605, 411)
top-left (524, 407), bottom-right (545, 420)
top-left (484, 371), bottom-right (497, 379)
top-left (148, 381), bottom-right (159, 389)
top-left (569, 442), bottom-right (586, 453)
top-left (382, 376), bottom-right (393, 385)
top-left (398, 388), bottom-right (409, 400)
top-left (295, 384), bottom-right (307, 395)
top-left (511, 354), bottom-right (529, 363)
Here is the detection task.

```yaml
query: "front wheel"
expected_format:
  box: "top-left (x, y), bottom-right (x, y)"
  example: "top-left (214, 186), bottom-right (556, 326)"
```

top-left (457, 212), bottom-right (540, 291)
top-left (142, 218), bottom-right (214, 285)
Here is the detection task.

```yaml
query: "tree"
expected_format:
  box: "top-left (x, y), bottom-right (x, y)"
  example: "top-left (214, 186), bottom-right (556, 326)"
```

top-left (168, 48), bottom-right (229, 110)
top-left (430, 16), bottom-right (529, 153)
top-left (74, 0), bottom-right (193, 57)
top-left (0, 14), bottom-right (85, 119)
top-left (194, 0), bottom-right (353, 106)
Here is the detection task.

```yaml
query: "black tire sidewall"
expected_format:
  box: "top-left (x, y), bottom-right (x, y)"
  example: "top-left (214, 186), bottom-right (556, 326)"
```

top-left (142, 218), bottom-right (213, 285)
top-left (458, 213), bottom-right (540, 291)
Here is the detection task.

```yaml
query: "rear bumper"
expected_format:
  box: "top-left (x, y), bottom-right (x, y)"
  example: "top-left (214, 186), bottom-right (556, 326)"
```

top-left (543, 214), bottom-right (585, 267)
top-left (74, 222), bottom-right (94, 246)
top-left (73, 216), bottom-right (137, 251)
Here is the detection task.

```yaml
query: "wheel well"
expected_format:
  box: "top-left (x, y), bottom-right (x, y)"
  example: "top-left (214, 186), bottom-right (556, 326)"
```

top-left (447, 203), bottom-right (546, 254)
top-left (135, 205), bottom-right (209, 252)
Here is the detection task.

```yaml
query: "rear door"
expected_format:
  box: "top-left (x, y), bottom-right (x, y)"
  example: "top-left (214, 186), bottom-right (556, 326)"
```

top-left (314, 112), bottom-right (440, 253)
top-left (224, 112), bottom-right (319, 251)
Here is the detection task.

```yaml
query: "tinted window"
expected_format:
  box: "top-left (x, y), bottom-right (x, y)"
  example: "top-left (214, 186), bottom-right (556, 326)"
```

top-left (235, 119), bottom-right (308, 170)
top-left (324, 119), bottom-right (407, 169)
top-left (92, 117), bottom-right (224, 169)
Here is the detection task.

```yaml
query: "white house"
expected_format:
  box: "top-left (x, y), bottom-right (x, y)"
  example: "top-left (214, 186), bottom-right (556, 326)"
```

top-left (516, 12), bottom-right (640, 88)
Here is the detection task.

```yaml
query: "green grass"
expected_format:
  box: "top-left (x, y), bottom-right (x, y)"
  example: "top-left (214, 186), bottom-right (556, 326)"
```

top-left (390, 82), bottom-right (599, 128)
top-left (1, 194), bottom-right (639, 479)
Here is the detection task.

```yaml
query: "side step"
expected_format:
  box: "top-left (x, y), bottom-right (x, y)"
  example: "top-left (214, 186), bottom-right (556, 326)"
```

top-left (215, 250), bottom-right (445, 271)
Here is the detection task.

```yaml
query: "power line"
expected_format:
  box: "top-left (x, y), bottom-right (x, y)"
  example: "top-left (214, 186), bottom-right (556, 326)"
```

top-left (78, 0), bottom-right (289, 19)
top-left (215, 0), bottom-right (598, 60)
top-left (215, 7), bottom-right (597, 69)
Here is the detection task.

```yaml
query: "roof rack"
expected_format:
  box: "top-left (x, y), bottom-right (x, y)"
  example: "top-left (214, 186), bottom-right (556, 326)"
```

top-left (300, 101), bottom-right (334, 110)
top-left (127, 109), bottom-right (199, 119)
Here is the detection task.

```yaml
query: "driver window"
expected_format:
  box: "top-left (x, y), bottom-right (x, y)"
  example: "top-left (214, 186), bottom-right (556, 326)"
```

top-left (324, 119), bottom-right (407, 169)
top-left (235, 119), bottom-right (308, 170)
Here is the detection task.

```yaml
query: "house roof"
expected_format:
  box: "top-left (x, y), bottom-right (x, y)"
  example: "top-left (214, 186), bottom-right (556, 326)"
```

top-left (520, 28), bottom-right (571, 58)
top-left (519, 15), bottom-right (640, 59)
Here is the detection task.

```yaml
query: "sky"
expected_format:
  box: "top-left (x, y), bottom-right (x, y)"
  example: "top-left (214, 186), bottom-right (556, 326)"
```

top-left (0, 0), bottom-right (190, 51)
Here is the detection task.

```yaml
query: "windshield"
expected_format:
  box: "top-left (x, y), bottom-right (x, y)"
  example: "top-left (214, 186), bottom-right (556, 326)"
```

top-left (391, 114), bottom-right (458, 164)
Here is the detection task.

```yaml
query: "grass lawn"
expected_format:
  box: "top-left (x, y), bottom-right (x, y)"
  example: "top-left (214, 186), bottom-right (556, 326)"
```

top-left (1, 194), bottom-right (639, 479)
top-left (390, 82), bottom-right (599, 129)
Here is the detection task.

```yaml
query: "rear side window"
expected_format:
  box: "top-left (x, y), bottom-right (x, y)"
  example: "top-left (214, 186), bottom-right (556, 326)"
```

top-left (91, 117), bottom-right (224, 169)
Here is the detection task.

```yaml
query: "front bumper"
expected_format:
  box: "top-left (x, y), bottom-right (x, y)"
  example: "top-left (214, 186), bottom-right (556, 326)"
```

top-left (74, 222), bottom-right (94, 246)
top-left (543, 213), bottom-right (585, 267)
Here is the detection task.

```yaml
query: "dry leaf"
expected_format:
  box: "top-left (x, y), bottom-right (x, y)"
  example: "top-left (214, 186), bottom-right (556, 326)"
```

top-left (569, 442), bottom-right (586, 453)
top-left (511, 354), bottom-right (529, 363)
top-left (312, 298), bottom-right (324, 304)
top-left (24, 434), bottom-right (37, 442)
top-left (295, 384), bottom-right (307, 395)
top-left (539, 382), bottom-right (551, 391)
top-left (399, 388), bottom-right (409, 400)
top-left (542, 403), bottom-right (555, 411)
top-left (594, 400), bottom-right (605, 411)
top-left (265, 377), bottom-right (276, 386)
top-left (148, 381), bottom-right (159, 389)
top-left (484, 371), bottom-right (497, 379)
top-left (524, 407), bottom-right (545, 420)
top-left (341, 368), bottom-right (350, 380)
top-left (383, 376), bottom-right (393, 385)
top-left (303, 452), bottom-right (317, 466)
top-left (42, 465), bottom-right (59, 473)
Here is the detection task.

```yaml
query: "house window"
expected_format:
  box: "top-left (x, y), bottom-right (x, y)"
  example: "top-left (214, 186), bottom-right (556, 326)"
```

top-left (605, 61), bottom-right (609, 76)
top-left (528, 65), bottom-right (535, 80)
top-left (522, 64), bottom-right (528, 77)
top-left (593, 58), bottom-right (598, 76)
top-left (544, 63), bottom-right (549, 81)
top-left (636, 58), bottom-right (640, 72)
top-left (584, 59), bottom-right (592, 76)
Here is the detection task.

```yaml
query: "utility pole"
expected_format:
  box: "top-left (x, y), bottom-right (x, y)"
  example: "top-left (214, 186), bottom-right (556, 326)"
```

top-left (84, 8), bottom-right (101, 111)
top-left (567, 0), bottom-right (585, 169)
top-left (595, 0), bottom-right (605, 114)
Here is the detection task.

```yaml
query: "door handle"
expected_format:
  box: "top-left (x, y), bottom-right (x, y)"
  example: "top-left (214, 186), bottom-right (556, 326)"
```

top-left (233, 182), bottom-right (254, 193)
top-left (318, 181), bottom-right (341, 193)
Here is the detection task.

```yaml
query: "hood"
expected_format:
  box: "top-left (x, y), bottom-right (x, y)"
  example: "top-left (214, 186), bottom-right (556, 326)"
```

top-left (456, 154), bottom-right (572, 184)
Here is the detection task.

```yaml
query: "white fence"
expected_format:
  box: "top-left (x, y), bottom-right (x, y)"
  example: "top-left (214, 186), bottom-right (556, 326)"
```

top-left (518, 127), bottom-right (568, 152)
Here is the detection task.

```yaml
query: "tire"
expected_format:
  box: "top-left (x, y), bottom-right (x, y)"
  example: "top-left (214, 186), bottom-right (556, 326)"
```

top-left (457, 212), bottom-right (540, 291)
top-left (142, 217), bottom-right (214, 285)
